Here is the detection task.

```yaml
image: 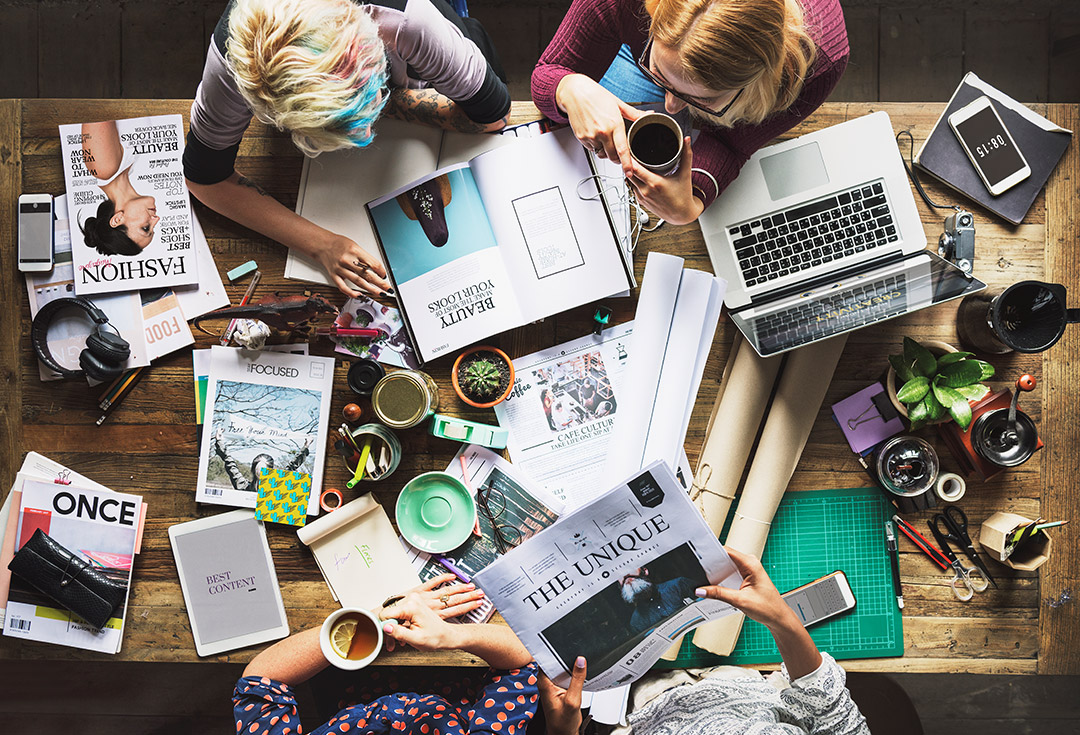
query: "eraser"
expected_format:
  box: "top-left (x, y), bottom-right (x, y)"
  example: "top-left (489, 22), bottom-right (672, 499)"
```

top-left (227, 260), bottom-right (258, 281)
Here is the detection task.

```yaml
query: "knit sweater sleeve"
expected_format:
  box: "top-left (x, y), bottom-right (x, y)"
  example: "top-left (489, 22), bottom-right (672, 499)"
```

top-left (691, 0), bottom-right (850, 209)
top-left (531, 0), bottom-right (646, 124)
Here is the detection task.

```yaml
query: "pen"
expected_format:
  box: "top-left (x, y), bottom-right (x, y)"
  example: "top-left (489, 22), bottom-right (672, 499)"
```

top-left (885, 520), bottom-right (904, 610)
top-left (433, 555), bottom-right (472, 584)
top-left (459, 454), bottom-right (483, 539)
top-left (892, 514), bottom-right (950, 571)
top-left (221, 270), bottom-right (261, 346)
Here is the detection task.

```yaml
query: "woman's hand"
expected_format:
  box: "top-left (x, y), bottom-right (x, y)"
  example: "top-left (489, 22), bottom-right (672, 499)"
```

top-left (380, 593), bottom-right (462, 652)
top-left (537, 657), bottom-right (587, 735)
top-left (695, 547), bottom-right (798, 631)
top-left (626, 136), bottom-right (704, 225)
top-left (381, 574), bottom-right (486, 651)
top-left (316, 232), bottom-right (392, 299)
top-left (555, 74), bottom-right (643, 168)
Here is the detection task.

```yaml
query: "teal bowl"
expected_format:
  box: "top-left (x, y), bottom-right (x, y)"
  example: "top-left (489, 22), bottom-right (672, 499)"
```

top-left (396, 472), bottom-right (477, 554)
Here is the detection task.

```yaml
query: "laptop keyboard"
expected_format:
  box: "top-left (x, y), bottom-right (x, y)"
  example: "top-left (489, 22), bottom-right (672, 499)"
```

top-left (727, 180), bottom-right (899, 287)
top-left (755, 274), bottom-right (908, 353)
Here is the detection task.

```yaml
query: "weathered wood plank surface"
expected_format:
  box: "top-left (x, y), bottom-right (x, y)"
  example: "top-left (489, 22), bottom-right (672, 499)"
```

top-left (0, 100), bottom-right (1074, 673)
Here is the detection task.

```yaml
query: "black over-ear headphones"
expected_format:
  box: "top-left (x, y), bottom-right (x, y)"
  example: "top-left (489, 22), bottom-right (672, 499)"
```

top-left (31, 297), bottom-right (131, 381)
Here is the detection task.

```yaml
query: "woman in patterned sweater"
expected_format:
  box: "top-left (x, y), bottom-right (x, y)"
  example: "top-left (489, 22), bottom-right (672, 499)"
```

top-left (539, 548), bottom-right (869, 735)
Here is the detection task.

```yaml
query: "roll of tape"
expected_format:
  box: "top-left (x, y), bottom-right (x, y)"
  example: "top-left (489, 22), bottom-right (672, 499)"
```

top-left (320, 487), bottom-right (343, 512)
top-left (935, 472), bottom-right (966, 503)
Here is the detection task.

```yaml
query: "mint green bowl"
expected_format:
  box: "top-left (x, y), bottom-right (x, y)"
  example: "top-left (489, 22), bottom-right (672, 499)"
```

top-left (396, 472), bottom-right (477, 554)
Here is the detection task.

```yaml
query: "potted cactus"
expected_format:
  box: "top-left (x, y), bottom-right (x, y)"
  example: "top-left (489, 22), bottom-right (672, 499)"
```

top-left (452, 345), bottom-right (515, 408)
top-left (886, 337), bottom-right (994, 431)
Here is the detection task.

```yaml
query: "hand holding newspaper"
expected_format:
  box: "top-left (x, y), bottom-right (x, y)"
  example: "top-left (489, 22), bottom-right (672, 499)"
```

top-left (474, 461), bottom-right (742, 691)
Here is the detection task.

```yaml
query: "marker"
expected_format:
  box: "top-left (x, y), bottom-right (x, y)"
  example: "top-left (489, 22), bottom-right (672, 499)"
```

top-left (314, 327), bottom-right (384, 338)
top-left (433, 555), bottom-right (472, 584)
top-left (892, 514), bottom-right (950, 571)
top-left (886, 520), bottom-right (904, 610)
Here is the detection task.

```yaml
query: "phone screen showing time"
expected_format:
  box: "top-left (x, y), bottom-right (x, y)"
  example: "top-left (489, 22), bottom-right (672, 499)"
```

top-left (954, 107), bottom-right (1026, 187)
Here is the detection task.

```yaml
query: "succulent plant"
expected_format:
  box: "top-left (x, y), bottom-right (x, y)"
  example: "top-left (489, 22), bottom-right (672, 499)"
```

top-left (460, 358), bottom-right (502, 398)
top-left (889, 337), bottom-right (994, 431)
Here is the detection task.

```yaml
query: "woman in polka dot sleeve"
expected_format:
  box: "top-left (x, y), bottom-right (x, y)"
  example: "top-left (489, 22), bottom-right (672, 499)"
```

top-left (233, 575), bottom-right (539, 735)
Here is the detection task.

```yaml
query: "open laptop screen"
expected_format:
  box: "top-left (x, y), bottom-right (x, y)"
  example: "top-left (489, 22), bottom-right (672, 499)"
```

top-left (730, 251), bottom-right (986, 357)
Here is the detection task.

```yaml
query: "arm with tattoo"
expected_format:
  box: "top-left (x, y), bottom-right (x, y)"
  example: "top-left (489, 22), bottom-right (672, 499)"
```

top-left (384, 88), bottom-right (508, 133)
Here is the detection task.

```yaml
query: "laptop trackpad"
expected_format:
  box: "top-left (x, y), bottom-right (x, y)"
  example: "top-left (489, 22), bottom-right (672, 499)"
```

top-left (760, 142), bottom-right (829, 200)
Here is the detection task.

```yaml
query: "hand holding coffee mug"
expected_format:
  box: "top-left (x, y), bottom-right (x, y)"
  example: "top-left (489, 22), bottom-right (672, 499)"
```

top-left (627, 112), bottom-right (684, 176)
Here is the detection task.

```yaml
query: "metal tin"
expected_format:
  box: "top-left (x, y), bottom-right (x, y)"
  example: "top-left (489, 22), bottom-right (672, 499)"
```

top-left (339, 423), bottom-right (402, 481)
top-left (371, 370), bottom-right (439, 429)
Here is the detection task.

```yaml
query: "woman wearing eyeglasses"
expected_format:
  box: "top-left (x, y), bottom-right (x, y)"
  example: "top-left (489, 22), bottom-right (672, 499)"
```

top-left (532, 0), bottom-right (848, 226)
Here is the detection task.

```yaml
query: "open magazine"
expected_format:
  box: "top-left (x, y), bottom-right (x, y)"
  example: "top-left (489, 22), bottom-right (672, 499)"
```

top-left (366, 128), bottom-right (634, 363)
top-left (3, 477), bottom-right (141, 654)
top-left (474, 461), bottom-right (742, 691)
top-left (195, 346), bottom-right (333, 514)
top-left (58, 114), bottom-right (198, 295)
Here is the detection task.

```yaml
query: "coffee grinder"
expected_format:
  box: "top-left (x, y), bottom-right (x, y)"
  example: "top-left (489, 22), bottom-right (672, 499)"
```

top-left (939, 374), bottom-right (1043, 480)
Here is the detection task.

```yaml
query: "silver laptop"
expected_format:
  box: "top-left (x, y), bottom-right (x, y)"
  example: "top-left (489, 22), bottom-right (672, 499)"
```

top-left (700, 111), bottom-right (985, 356)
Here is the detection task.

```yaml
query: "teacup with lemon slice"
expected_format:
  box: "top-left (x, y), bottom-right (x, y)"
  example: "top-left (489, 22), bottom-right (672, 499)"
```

top-left (319, 608), bottom-right (383, 670)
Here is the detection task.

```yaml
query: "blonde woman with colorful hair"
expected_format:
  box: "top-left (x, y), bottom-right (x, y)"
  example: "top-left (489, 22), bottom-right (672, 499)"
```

top-left (533, 0), bottom-right (849, 225)
top-left (186, 0), bottom-right (511, 298)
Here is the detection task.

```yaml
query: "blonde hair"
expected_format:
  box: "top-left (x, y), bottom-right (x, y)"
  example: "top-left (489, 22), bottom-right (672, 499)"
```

top-left (226, 0), bottom-right (389, 155)
top-left (647, 0), bottom-right (816, 127)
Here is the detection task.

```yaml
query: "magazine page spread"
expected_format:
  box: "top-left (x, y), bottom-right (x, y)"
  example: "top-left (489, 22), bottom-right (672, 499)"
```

top-left (474, 461), bottom-right (742, 691)
top-left (468, 127), bottom-right (633, 320)
top-left (196, 346), bottom-right (333, 514)
top-left (4, 477), bottom-right (141, 654)
top-left (368, 163), bottom-right (523, 362)
top-left (402, 445), bottom-right (565, 624)
top-left (494, 323), bottom-right (634, 509)
top-left (58, 114), bottom-right (199, 295)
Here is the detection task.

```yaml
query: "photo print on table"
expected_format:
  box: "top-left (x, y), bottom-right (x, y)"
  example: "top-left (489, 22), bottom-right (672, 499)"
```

top-left (538, 350), bottom-right (618, 432)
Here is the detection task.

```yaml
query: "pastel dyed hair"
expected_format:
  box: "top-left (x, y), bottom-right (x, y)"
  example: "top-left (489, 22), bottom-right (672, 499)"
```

top-left (226, 0), bottom-right (389, 155)
top-left (647, 0), bottom-right (817, 127)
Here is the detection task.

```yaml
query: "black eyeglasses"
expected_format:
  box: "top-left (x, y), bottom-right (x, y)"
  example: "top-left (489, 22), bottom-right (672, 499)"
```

top-left (476, 482), bottom-right (523, 554)
top-left (636, 39), bottom-right (744, 118)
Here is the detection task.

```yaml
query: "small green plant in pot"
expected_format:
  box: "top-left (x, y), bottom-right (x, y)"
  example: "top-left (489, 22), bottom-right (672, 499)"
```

top-left (889, 337), bottom-right (994, 430)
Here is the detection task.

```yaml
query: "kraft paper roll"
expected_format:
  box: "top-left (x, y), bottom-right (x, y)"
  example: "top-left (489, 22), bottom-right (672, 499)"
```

top-left (659, 335), bottom-right (783, 662)
top-left (692, 334), bottom-right (849, 656)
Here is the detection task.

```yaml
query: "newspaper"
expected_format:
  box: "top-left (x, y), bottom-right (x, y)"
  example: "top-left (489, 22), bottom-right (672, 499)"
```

top-left (474, 461), bottom-right (742, 691)
top-left (494, 323), bottom-right (634, 508)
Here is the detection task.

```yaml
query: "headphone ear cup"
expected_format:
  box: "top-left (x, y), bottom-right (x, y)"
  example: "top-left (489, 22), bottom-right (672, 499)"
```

top-left (80, 350), bottom-right (124, 382)
top-left (86, 330), bottom-right (131, 365)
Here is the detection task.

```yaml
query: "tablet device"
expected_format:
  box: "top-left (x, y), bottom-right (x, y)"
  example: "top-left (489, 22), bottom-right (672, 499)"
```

top-left (169, 509), bottom-right (289, 656)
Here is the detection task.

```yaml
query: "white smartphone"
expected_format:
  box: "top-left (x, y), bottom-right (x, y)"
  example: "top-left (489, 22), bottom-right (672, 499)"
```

top-left (782, 571), bottom-right (856, 627)
top-left (18, 193), bottom-right (55, 272)
top-left (948, 96), bottom-right (1031, 196)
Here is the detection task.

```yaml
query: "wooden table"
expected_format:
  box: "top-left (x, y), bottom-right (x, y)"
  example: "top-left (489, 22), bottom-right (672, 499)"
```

top-left (1, 100), bottom-right (1077, 675)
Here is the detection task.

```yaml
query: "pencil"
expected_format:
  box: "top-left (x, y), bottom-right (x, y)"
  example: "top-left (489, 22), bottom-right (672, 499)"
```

top-left (221, 270), bottom-right (261, 346)
top-left (99, 367), bottom-right (145, 410)
top-left (97, 371), bottom-right (128, 406)
top-left (96, 367), bottom-right (147, 425)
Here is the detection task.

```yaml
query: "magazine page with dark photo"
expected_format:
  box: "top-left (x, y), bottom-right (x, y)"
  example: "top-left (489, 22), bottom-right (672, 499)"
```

top-left (331, 294), bottom-right (421, 369)
top-left (473, 461), bottom-right (742, 691)
top-left (196, 346), bottom-right (333, 514)
top-left (494, 323), bottom-right (633, 509)
top-left (3, 477), bottom-right (141, 654)
top-left (58, 114), bottom-right (199, 295)
top-left (468, 127), bottom-right (634, 321)
top-left (367, 164), bottom-right (523, 362)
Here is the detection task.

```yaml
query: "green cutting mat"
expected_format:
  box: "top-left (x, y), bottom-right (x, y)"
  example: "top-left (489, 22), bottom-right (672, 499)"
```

top-left (656, 486), bottom-right (904, 667)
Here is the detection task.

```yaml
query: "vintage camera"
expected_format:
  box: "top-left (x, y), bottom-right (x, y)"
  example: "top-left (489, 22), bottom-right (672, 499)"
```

top-left (938, 209), bottom-right (975, 273)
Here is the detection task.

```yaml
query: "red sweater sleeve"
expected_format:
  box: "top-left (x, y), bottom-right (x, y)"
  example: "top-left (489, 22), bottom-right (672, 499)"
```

top-left (531, 0), bottom-right (648, 124)
top-left (691, 0), bottom-right (850, 208)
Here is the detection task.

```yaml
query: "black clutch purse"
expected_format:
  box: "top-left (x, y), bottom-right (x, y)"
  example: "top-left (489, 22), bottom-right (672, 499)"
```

top-left (8, 528), bottom-right (128, 629)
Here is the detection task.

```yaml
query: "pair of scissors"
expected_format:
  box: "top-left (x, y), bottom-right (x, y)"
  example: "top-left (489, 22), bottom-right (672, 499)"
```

top-left (928, 507), bottom-right (992, 601)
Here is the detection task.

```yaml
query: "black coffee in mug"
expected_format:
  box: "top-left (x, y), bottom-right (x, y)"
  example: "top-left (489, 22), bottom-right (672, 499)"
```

top-left (631, 123), bottom-right (680, 166)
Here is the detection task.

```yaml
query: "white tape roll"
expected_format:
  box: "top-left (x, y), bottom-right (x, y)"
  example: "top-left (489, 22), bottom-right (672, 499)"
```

top-left (936, 472), bottom-right (966, 502)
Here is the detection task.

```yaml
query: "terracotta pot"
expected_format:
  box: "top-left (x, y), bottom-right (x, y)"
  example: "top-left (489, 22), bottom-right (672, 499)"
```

top-left (452, 345), bottom-right (515, 409)
top-left (885, 340), bottom-right (958, 420)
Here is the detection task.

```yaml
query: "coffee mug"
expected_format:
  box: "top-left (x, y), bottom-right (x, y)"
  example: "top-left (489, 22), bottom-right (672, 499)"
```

top-left (627, 112), bottom-right (684, 175)
top-left (320, 607), bottom-right (383, 670)
top-left (957, 280), bottom-right (1080, 354)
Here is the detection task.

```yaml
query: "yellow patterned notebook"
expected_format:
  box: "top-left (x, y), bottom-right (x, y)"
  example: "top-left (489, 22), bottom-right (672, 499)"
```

top-left (255, 469), bottom-right (311, 527)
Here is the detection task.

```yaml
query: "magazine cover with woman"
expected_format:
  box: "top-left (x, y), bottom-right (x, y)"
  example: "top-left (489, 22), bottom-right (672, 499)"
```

top-left (58, 114), bottom-right (199, 295)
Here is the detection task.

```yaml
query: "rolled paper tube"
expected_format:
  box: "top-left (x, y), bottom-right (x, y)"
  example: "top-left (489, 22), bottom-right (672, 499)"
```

top-left (660, 335), bottom-right (783, 661)
top-left (692, 334), bottom-right (848, 656)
